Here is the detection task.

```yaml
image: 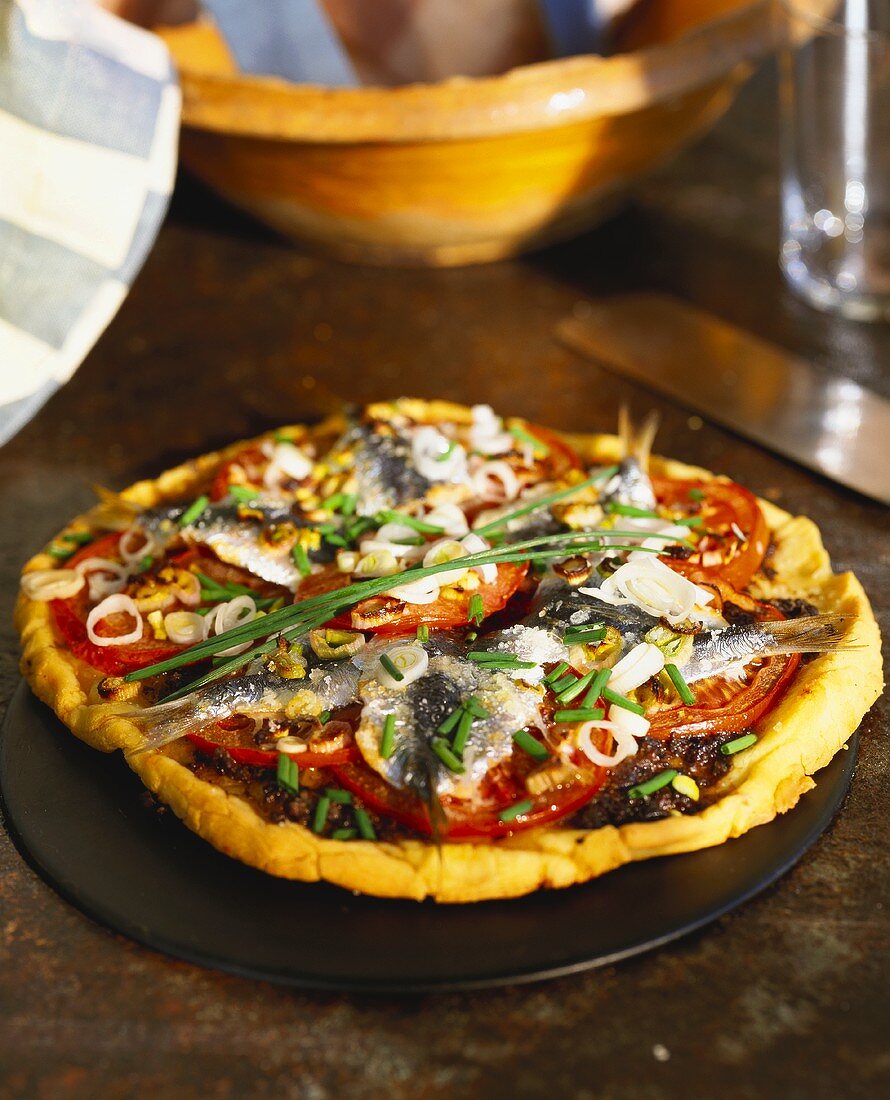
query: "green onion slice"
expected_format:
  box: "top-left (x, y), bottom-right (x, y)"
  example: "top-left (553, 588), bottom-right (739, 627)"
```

top-left (512, 729), bottom-right (549, 762)
top-left (499, 799), bottom-right (534, 823)
top-left (720, 733), bottom-right (758, 756)
top-left (432, 738), bottom-right (465, 773)
top-left (380, 713), bottom-right (396, 759)
top-left (664, 663), bottom-right (696, 705)
top-left (627, 769), bottom-right (678, 799)
top-left (179, 495), bottom-right (209, 527)
top-left (379, 653), bottom-right (404, 682)
top-left (602, 688), bottom-right (646, 716)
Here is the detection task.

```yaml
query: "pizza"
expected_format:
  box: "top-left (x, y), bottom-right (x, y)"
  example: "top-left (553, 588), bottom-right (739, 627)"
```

top-left (16, 399), bottom-right (883, 902)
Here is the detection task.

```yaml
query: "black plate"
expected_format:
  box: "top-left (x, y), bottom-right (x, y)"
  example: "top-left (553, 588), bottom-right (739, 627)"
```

top-left (0, 683), bottom-right (857, 992)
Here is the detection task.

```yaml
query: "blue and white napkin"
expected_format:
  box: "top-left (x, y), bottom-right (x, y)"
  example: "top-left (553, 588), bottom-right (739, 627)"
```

top-left (0, 0), bottom-right (179, 445)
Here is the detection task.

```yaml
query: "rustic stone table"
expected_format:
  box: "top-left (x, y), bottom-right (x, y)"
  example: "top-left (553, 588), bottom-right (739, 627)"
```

top-left (1, 66), bottom-right (887, 1099)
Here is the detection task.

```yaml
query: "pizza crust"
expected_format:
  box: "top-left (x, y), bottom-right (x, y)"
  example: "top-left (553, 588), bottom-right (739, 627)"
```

top-left (16, 411), bottom-right (884, 902)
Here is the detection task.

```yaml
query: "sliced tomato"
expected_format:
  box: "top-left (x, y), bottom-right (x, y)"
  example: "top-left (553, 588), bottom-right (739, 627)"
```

top-left (299, 560), bottom-right (529, 636)
top-left (652, 476), bottom-right (770, 590)
top-left (518, 422), bottom-right (582, 482)
top-left (187, 730), bottom-right (360, 769)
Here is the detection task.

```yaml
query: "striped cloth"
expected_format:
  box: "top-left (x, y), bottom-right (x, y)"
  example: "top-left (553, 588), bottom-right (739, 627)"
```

top-left (0, 0), bottom-right (179, 446)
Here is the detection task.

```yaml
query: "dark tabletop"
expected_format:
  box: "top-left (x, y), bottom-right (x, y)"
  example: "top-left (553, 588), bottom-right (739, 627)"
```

top-left (0, 65), bottom-right (887, 1099)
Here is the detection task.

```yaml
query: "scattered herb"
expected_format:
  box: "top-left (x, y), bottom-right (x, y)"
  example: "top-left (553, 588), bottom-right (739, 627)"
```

top-left (627, 769), bottom-right (678, 799)
top-left (720, 733), bottom-right (758, 755)
top-left (499, 799), bottom-right (533, 823)
top-left (664, 663), bottom-right (696, 705)
top-left (512, 729), bottom-right (549, 762)
top-left (179, 495), bottom-right (209, 527)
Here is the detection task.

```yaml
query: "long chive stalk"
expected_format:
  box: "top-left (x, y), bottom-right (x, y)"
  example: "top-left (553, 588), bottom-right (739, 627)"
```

top-left (471, 465), bottom-right (618, 537)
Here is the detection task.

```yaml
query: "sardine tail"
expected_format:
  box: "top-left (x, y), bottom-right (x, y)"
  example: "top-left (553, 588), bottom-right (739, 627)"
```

top-left (126, 696), bottom-right (204, 754)
top-left (618, 406), bottom-right (660, 471)
top-left (761, 613), bottom-right (856, 655)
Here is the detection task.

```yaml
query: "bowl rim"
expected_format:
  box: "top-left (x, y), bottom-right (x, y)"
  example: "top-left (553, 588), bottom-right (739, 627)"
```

top-left (165, 0), bottom-right (774, 142)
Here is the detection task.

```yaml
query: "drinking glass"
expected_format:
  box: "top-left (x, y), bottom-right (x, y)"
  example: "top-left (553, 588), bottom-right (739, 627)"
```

top-left (778, 0), bottom-right (890, 321)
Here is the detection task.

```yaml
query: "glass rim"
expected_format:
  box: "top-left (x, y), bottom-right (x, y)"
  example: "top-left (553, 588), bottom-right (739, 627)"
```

top-left (778, 0), bottom-right (890, 42)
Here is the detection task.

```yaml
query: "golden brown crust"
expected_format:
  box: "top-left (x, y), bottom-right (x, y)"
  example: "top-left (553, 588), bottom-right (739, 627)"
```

top-left (16, 403), bottom-right (884, 902)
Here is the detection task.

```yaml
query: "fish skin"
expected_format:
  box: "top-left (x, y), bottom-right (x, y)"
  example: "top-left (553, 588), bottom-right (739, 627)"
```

top-left (524, 571), bottom-right (852, 683)
top-left (138, 499), bottom-right (332, 591)
top-left (356, 647), bottom-right (542, 802)
top-left (338, 422), bottom-right (432, 517)
top-left (682, 613), bottom-right (853, 684)
top-left (130, 668), bottom-right (298, 753)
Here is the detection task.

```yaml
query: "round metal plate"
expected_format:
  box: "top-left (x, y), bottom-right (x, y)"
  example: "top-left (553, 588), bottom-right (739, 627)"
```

top-left (0, 684), bottom-right (858, 992)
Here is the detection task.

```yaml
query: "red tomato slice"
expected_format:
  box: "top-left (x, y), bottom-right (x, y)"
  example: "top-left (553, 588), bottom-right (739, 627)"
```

top-left (187, 731), bottom-right (360, 769)
top-left (299, 561), bottom-right (529, 636)
top-left (652, 476), bottom-right (770, 590)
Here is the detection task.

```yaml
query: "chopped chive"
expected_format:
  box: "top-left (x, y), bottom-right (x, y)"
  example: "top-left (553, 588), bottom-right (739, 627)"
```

top-left (602, 687), bottom-right (646, 716)
top-left (339, 493), bottom-right (357, 516)
top-left (380, 713), bottom-right (396, 758)
top-left (605, 502), bottom-right (660, 518)
top-left (582, 667), bottom-right (612, 708)
top-left (273, 431), bottom-right (292, 443)
top-left (627, 769), bottom-right (678, 799)
top-left (674, 516), bottom-right (703, 527)
top-left (499, 799), bottom-right (534, 823)
top-left (379, 652), bottom-right (404, 682)
top-left (432, 738), bottom-right (465, 773)
top-left (688, 488), bottom-right (706, 501)
top-left (473, 657), bottom-right (537, 670)
top-left (556, 667), bottom-right (599, 704)
top-left (664, 663), bottom-right (696, 705)
top-left (464, 696), bottom-right (490, 719)
top-left (553, 707), bottom-right (605, 724)
top-left (467, 593), bottom-right (484, 625)
top-left (292, 543), bottom-right (311, 576)
top-left (312, 795), bottom-right (331, 833)
top-left (472, 466), bottom-right (618, 537)
top-left (331, 828), bottom-right (357, 841)
top-left (416, 624), bottom-right (430, 643)
top-left (512, 729), bottom-right (550, 762)
top-left (229, 484), bottom-right (259, 503)
top-left (437, 708), bottom-right (462, 736)
top-left (720, 733), bottom-right (758, 756)
top-left (452, 710), bottom-right (474, 756)
top-left (543, 661), bottom-right (570, 685)
top-left (468, 650), bottom-right (518, 663)
top-left (435, 440), bottom-right (457, 462)
top-left (550, 673), bottom-right (578, 694)
top-left (325, 787), bottom-right (352, 805)
top-left (319, 710), bottom-right (331, 724)
top-left (61, 531), bottom-right (94, 546)
top-left (323, 492), bottom-right (345, 512)
top-left (354, 807), bottom-right (376, 840)
top-left (563, 626), bottom-right (607, 646)
top-left (375, 511), bottom-right (444, 535)
top-left (509, 424), bottom-right (549, 455)
top-left (179, 495), bottom-right (209, 526)
top-left (276, 753), bottom-right (300, 795)
top-left (138, 554), bottom-right (154, 572)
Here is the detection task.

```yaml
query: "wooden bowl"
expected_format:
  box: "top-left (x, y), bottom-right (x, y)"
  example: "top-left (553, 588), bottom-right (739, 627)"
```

top-left (158, 0), bottom-right (775, 267)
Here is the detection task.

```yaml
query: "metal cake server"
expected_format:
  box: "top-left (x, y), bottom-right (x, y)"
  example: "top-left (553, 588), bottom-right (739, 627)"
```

top-left (557, 293), bottom-right (890, 506)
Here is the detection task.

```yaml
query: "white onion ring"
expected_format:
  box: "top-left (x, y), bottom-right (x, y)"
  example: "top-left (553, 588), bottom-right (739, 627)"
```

top-left (425, 502), bottom-right (469, 537)
top-left (608, 643), bottom-right (665, 695)
top-left (209, 595), bottom-right (258, 656)
top-left (581, 558), bottom-right (712, 626)
top-left (163, 610), bottom-right (206, 645)
top-left (471, 460), bottom-right (520, 503)
top-left (354, 550), bottom-right (400, 578)
top-left (460, 532), bottom-right (497, 584)
top-left (118, 526), bottom-right (159, 565)
top-left (86, 594), bottom-right (144, 647)
top-left (360, 522), bottom-right (420, 560)
top-left (20, 568), bottom-right (85, 601)
top-left (173, 570), bottom-right (202, 608)
top-left (74, 556), bottom-right (129, 601)
top-left (412, 426), bottom-right (468, 482)
top-left (386, 577), bottom-right (440, 605)
top-left (577, 720), bottom-right (642, 768)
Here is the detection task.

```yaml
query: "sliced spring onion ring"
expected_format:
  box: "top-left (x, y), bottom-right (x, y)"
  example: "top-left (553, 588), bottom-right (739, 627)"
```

top-left (163, 610), bottom-right (206, 645)
top-left (424, 502), bottom-right (469, 537)
top-left (373, 643), bottom-right (429, 690)
top-left (607, 642), bottom-right (665, 696)
top-left (118, 526), bottom-right (160, 566)
top-left (412, 426), bottom-right (468, 482)
top-left (422, 539), bottom-right (469, 586)
top-left (581, 557), bottom-right (713, 626)
top-left (471, 460), bottom-right (520, 503)
top-left (460, 532), bottom-right (497, 583)
top-left (86, 593), bottom-right (144, 647)
top-left (208, 595), bottom-right (258, 656)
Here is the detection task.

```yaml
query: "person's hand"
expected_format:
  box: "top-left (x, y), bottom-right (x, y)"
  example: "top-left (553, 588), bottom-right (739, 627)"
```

top-left (96, 0), bottom-right (198, 27)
